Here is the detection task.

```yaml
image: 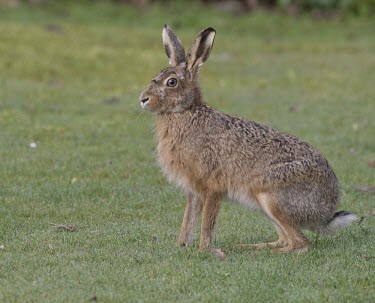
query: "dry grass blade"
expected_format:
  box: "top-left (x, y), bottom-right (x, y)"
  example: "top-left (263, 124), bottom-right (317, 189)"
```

top-left (288, 105), bottom-right (300, 113)
top-left (367, 160), bottom-right (375, 168)
top-left (356, 186), bottom-right (375, 194)
top-left (44, 24), bottom-right (64, 35)
top-left (50, 223), bottom-right (79, 232)
top-left (362, 256), bottom-right (375, 261)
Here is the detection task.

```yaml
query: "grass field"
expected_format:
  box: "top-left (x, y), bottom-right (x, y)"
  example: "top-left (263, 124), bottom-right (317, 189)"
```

top-left (0, 2), bottom-right (374, 302)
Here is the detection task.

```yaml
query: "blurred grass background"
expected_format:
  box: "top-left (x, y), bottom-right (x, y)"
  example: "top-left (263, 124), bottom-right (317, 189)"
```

top-left (0, 1), bottom-right (374, 302)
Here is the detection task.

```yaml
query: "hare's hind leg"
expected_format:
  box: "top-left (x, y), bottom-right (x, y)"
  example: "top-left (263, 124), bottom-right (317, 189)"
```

top-left (257, 193), bottom-right (309, 252)
top-left (179, 192), bottom-right (203, 246)
top-left (238, 221), bottom-right (288, 249)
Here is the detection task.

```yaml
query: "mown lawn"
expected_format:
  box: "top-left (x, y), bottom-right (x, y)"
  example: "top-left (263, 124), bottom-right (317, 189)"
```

top-left (0, 2), bottom-right (374, 302)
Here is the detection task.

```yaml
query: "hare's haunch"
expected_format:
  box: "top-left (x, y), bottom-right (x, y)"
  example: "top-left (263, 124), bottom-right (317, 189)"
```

top-left (139, 25), bottom-right (358, 254)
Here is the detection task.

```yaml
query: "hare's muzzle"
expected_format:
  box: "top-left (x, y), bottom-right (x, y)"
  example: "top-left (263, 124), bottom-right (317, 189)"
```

top-left (139, 95), bottom-right (150, 109)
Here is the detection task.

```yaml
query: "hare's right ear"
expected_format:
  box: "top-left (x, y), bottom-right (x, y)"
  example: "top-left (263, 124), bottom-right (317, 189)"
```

top-left (162, 24), bottom-right (185, 66)
top-left (186, 27), bottom-right (216, 75)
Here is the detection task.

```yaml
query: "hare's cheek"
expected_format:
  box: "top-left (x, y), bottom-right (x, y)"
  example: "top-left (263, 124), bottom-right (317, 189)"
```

top-left (172, 96), bottom-right (183, 108)
top-left (148, 98), bottom-right (163, 111)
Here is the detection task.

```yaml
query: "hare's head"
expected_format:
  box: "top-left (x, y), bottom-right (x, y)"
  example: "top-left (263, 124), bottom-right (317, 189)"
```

top-left (139, 25), bottom-right (216, 114)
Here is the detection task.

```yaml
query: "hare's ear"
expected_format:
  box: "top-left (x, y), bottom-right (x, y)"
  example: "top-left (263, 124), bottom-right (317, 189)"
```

top-left (162, 24), bottom-right (185, 66)
top-left (186, 27), bottom-right (216, 74)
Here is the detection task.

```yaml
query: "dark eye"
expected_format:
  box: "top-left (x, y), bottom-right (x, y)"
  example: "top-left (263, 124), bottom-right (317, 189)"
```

top-left (166, 78), bottom-right (177, 87)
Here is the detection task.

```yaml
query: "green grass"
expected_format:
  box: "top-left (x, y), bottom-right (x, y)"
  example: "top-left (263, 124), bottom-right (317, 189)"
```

top-left (0, 2), bottom-right (374, 302)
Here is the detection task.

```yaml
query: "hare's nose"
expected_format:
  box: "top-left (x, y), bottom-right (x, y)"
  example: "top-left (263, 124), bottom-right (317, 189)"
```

top-left (141, 97), bottom-right (149, 104)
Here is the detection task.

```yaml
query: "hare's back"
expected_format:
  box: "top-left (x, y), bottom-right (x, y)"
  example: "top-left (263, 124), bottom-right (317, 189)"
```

top-left (192, 106), bottom-right (337, 184)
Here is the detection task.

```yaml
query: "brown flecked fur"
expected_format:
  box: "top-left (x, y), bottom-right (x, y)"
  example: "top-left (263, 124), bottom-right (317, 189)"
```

top-left (139, 25), bottom-right (358, 255)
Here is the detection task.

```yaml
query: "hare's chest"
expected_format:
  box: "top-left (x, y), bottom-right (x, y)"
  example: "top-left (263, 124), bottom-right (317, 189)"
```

top-left (157, 138), bottom-right (193, 191)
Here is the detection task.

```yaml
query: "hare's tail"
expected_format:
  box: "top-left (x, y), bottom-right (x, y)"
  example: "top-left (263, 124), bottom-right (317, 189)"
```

top-left (320, 211), bottom-right (359, 235)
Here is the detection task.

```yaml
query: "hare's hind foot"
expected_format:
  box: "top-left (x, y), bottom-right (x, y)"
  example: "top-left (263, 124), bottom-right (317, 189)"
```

top-left (238, 238), bottom-right (288, 249)
top-left (255, 192), bottom-right (310, 253)
top-left (271, 243), bottom-right (309, 253)
top-left (270, 234), bottom-right (310, 253)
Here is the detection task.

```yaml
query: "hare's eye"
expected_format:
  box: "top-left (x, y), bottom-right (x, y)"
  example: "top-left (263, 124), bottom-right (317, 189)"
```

top-left (166, 78), bottom-right (177, 87)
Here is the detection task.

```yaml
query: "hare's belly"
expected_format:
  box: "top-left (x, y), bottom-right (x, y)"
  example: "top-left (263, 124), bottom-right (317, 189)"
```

top-left (227, 189), bottom-right (262, 211)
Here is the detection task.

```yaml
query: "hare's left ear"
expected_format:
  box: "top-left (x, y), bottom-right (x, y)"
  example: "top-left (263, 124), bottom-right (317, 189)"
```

top-left (186, 27), bottom-right (216, 75)
top-left (162, 24), bottom-right (185, 66)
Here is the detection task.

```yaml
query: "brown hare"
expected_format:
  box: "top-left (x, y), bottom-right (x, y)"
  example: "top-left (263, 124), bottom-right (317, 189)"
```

top-left (139, 25), bottom-right (358, 255)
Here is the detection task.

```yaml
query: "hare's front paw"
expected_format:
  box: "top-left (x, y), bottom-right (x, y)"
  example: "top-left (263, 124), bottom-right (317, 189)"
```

top-left (212, 248), bottom-right (225, 260)
top-left (178, 234), bottom-right (193, 247)
top-left (199, 244), bottom-right (225, 260)
top-left (178, 240), bottom-right (190, 247)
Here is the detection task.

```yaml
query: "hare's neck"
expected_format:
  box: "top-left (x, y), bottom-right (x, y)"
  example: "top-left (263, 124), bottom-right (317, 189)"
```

top-left (191, 88), bottom-right (203, 106)
top-left (156, 111), bottom-right (192, 142)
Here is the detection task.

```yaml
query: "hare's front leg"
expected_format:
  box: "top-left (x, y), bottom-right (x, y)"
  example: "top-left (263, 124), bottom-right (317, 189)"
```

top-left (178, 193), bottom-right (203, 246)
top-left (199, 193), bottom-right (222, 251)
